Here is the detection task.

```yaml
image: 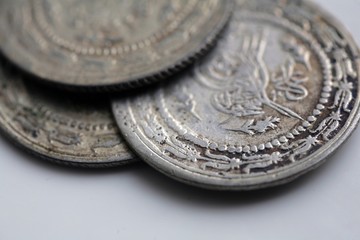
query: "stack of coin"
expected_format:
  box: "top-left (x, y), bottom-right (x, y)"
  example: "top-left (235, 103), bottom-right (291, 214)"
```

top-left (0, 0), bottom-right (359, 190)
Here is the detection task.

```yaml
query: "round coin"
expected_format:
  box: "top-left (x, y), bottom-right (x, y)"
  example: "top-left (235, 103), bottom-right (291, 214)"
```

top-left (0, 0), bottom-right (231, 90)
top-left (0, 58), bottom-right (135, 167)
top-left (112, 0), bottom-right (360, 190)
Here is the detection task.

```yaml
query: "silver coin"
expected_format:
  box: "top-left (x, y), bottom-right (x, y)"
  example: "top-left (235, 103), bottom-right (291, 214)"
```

top-left (112, 0), bottom-right (360, 190)
top-left (0, 0), bottom-right (231, 90)
top-left (0, 60), bottom-right (135, 167)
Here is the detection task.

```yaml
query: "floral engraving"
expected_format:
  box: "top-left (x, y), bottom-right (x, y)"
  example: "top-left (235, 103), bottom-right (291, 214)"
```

top-left (311, 112), bottom-right (342, 141)
top-left (135, 7), bottom-right (357, 176)
top-left (221, 116), bottom-right (280, 135)
top-left (271, 59), bottom-right (308, 102)
top-left (282, 136), bottom-right (320, 162)
top-left (314, 22), bottom-right (347, 52)
top-left (196, 30), bottom-right (304, 120)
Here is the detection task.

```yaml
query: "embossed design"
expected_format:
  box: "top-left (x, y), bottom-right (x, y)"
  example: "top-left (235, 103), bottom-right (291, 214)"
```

top-left (34, 0), bottom-right (195, 55)
top-left (14, 112), bottom-right (42, 138)
top-left (330, 49), bottom-right (356, 113)
top-left (221, 116), bottom-right (280, 135)
top-left (314, 22), bottom-right (347, 52)
top-left (311, 112), bottom-right (342, 141)
top-left (0, 0), bottom-right (230, 88)
top-left (92, 134), bottom-right (123, 150)
top-left (196, 30), bottom-right (305, 122)
top-left (332, 81), bottom-right (353, 112)
top-left (0, 60), bottom-right (134, 167)
top-left (173, 86), bottom-right (201, 121)
top-left (333, 49), bottom-right (357, 80)
top-left (282, 36), bottom-right (312, 70)
top-left (154, 12), bottom-right (332, 150)
top-left (282, 136), bottom-right (320, 162)
top-left (112, 0), bottom-right (360, 189)
top-left (141, 113), bottom-right (243, 170)
top-left (241, 152), bottom-right (283, 174)
top-left (271, 59), bottom-right (309, 102)
top-left (141, 114), bottom-right (168, 146)
top-left (48, 129), bottom-right (82, 146)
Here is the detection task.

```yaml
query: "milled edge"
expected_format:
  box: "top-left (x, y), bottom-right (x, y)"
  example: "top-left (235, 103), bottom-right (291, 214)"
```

top-left (0, 0), bottom-right (233, 92)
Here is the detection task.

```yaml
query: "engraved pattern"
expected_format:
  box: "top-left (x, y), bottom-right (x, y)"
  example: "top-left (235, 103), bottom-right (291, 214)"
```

top-left (0, 0), bottom-right (230, 89)
top-left (0, 59), bottom-right (134, 167)
top-left (113, 0), bottom-right (360, 189)
top-left (195, 29), bottom-right (305, 122)
top-left (155, 11), bottom-right (330, 152)
top-left (34, 0), bottom-right (195, 55)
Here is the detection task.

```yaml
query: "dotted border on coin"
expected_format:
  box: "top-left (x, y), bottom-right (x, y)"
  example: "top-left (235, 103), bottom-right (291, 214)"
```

top-left (156, 11), bottom-right (333, 154)
top-left (33, 0), bottom-right (200, 56)
top-left (5, 0), bottom-right (233, 91)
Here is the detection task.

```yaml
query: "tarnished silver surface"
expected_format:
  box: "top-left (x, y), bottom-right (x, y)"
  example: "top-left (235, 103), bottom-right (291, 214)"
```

top-left (0, 60), bottom-right (135, 167)
top-left (0, 0), bottom-right (230, 90)
top-left (112, 0), bottom-right (360, 190)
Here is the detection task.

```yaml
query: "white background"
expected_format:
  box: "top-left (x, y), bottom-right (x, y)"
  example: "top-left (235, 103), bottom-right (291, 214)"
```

top-left (1, 1), bottom-right (360, 239)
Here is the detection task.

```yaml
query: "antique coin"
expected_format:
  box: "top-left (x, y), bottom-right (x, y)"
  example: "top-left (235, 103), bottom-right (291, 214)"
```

top-left (0, 0), bottom-right (230, 90)
top-left (113, 0), bottom-right (360, 190)
top-left (0, 59), bottom-right (134, 167)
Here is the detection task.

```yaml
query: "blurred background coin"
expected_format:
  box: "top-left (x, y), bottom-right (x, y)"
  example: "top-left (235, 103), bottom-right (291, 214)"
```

top-left (0, 58), bottom-right (135, 167)
top-left (0, 0), bottom-right (231, 90)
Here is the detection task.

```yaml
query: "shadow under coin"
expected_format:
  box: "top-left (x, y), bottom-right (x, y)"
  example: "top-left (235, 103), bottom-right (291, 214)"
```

top-left (131, 141), bottom-right (348, 208)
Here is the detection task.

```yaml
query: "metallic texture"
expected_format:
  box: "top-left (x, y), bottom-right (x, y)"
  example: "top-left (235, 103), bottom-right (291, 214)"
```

top-left (0, 0), bottom-right (231, 90)
top-left (0, 59), bottom-right (135, 167)
top-left (112, 0), bottom-right (360, 190)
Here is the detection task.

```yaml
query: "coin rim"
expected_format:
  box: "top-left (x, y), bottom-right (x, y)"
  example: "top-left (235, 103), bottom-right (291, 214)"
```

top-left (0, 0), bottom-right (232, 91)
top-left (0, 114), bottom-right (137, 167)
top-left (0, 68), bottom-right (136, 167)
top-left (112, 0), bottom-right (360, 189)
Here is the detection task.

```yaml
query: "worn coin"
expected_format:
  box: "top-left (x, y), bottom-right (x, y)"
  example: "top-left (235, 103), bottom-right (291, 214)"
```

top-left (0, 59), bottom-right (135, 167)
top-left (113, 0), bottom-right (360, 190)
top-left (0, 0), bottom-right (231, 90)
